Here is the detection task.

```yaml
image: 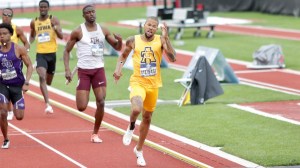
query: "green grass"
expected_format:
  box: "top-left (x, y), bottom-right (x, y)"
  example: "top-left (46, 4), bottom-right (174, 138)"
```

top-left (17, 6), bottom-right (300, 167)
top-left (211, 11), bottom-right (300, 30)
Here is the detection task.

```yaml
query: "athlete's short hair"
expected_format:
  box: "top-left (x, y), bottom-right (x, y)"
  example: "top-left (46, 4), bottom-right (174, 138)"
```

top-left (0, 23), bottom-right (14, 35)
top-left (39, 0), bottom-right (50, 7)
top-left (145, 16), bottom-right (159, 24)
top-left (82, 4), bottom-right (94, 13)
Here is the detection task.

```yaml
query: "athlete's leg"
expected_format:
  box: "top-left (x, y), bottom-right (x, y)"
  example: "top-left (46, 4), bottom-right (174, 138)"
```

top-left (12, 99), bottom-right (25, 120)
top-left (76, 90), bottom-right (90, 111)
top-left (136, 87), bottom-right (158, 151)
top-left (90, 68), bottom-right (106, 135)
top-left (92, 86), bottom-right (106, 134)
top-left (7, 103), bottom-right (12, 112)
top-left (6, 102), bottom-right (13, 120)
top-left (130, 96), bottom-right (144, 123)
top-left (76, 68), bottom-right (92, 111)
top-left (129, 85), bottom-right (146, 124)
top-left (10, 85), bottom-right (25, 120)
top-left (36, 67), bottom-right (50, 104)
top-left (136, 110), bottom-right (153, 151)
top-left (0, 102), bottom-right (9, 140)
top-left (46, 73), bottom-right (54, 85)
top-left (0, 84), bottom-right (10, 146)
top-left (46, 54), bottom-right (56, 86)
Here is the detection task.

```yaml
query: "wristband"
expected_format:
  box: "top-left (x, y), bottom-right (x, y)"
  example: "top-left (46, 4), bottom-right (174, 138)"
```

top-left (24, 81), bottom-right (29, 85)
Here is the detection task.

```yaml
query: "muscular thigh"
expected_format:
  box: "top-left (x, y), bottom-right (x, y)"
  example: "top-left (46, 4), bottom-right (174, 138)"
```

top-left (130, 85), bottom-right (158, 112)
top-left (77, 68), bottom-right (106, 91)
top-left (0, 83), bottom-right (24, 109)
top-left (36, 53), bottom-right (56, 74)
top-left (144, 87), bottom-right (159, 112)
top-left (91, 68), bottom-right (106, 89)
top-left (8, 85), bottom-right (23, 105)
top-left (46, 53), bottom-right (56, 74)
top-left (0, 83), bottom-right (9, 104)
top-left (76, 90), bottom-right (90, 111)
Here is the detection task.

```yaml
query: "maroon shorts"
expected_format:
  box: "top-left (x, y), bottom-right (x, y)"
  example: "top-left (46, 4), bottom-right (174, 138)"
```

top-left (77, 68), bottom-right (106, 91)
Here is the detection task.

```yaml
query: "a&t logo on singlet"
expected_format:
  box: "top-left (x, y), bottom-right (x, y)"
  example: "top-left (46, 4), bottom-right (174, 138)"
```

top-left (140, 47), bottom-right (157, 77)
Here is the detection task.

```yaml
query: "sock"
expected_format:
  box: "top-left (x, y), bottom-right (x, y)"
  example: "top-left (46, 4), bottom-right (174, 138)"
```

top-left (129, 122), bottom-right (135, 130)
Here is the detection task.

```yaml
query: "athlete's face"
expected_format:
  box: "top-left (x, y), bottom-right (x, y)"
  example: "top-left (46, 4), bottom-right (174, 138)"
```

top-left (39, 2), bottom-right (49, 17)
top-left (83, 7), bottom-right (96, 23)
top-left (2, 9), bottom-right (13, 24)
top-left (144, 18), bottom-right (158, 39)
top-left (0, 28), bottom-right (11, 44)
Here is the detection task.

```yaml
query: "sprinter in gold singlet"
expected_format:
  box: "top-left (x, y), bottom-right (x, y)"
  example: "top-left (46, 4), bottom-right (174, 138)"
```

top-left (29, 0), bottom-right (63, 114)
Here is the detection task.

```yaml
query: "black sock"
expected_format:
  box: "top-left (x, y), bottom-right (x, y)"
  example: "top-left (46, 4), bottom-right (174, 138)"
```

top-left (129, 122), bottom-right (135, 130)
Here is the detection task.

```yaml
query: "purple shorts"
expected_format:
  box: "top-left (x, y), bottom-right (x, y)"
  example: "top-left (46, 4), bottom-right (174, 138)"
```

top-left (77, 68), bottom-right (107, 91)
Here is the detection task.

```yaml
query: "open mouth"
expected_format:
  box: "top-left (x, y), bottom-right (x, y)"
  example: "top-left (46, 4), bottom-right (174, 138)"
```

top-left (146, 30), bottom-right (153, 37)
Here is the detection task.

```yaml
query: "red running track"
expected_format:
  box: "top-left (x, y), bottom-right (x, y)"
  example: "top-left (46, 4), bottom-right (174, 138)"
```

top-left (0, 83), bottom-right (244, 167)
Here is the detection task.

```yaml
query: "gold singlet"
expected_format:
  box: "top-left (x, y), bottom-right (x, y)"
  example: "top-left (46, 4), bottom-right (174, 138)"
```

top-left (10, 24), bottom-right (19, 44)
top-left (34, 15), bottom-right (57, 53)
top-left (130, 34), bottom-right (163, 88)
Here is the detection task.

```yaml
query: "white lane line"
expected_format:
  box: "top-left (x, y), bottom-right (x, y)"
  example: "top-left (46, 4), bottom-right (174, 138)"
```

top-left (8, 129), bottom-right (95, 136)
top-left (8, 123), bottom-right (87, 168)
top-left (239, 78), bottom-right (300, 95)
top-left (28, 80), bottom-right (260, 168)
top-left (228, 104), bottom-right (300, 126)
top-left (104, 107), bottom-right (261, 168)
top-left (26, 89), bottom-right (212, 168)
top-left (235, 69), bottom-right (277, 74)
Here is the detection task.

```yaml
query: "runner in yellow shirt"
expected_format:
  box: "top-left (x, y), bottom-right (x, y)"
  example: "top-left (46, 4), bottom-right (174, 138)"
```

top-left (29, 0), bottom-right (63, 114)
top-left (113, 16), bottom-right (176, 166)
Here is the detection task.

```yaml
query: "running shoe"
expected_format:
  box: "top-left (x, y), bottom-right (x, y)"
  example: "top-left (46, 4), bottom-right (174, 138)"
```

top-left (91, 134), bottom-right (102, 143)
top-left (45, 105), bottom-right (53, 114)
top-left (123, 127), bottom-right (134, 146)
top-left (1, 139), bottom-right (10, 149)
top-left (7, 111), bottom-right (13, 120)
top-left (134, 146), bottom-right (146, 167)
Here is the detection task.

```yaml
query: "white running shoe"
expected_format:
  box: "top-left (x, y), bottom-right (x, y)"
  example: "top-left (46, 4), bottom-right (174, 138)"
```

top-left (1, 139), bottom-right (10, 149)
top-left (134, 146), bottom-right (146, 167)
top-left (91, 134), bottom-right (102, 143)
top-left (45, 105), bottom-right (53, 114)
top-left (7, 111), bottom-right (13, 120)
top-left (123, 127), bottom-right (134, 146)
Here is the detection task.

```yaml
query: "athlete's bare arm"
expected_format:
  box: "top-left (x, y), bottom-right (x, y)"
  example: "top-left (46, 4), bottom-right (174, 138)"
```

top-left (63, 27), bottom-right (81, 82)
top-left (17, 45), bottom-right (33, 92)
top-left (101, 26), bottom-right (122, 51)
top-left (51, 16), bottom-right (63, 39)
top-left (113, 36), bottom-right (134, 83)
top-left (29, 20), bottom-right (36, 43)
top-left (160, 22), bottom-right (176, 62)
top-left (16, 26), bottom-right (30, 50)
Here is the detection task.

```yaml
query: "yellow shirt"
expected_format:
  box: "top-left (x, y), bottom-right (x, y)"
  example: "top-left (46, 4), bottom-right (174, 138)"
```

top-left (34, 15), bottom-right (57, 53)
top-left (130, 34), bottom-right (163, 88)
top-left (10, 24), bottom-right (19, 44)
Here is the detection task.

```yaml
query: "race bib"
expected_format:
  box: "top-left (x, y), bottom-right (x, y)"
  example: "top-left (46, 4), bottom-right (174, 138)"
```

top-left (91, 43), bottom-right (104, 57)
top-left (37, 32), bottom-right (50, 43)
top-left (140, 63), bottom-right (157, 77)
top-left (1, 68), bottom-right (17, 80)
